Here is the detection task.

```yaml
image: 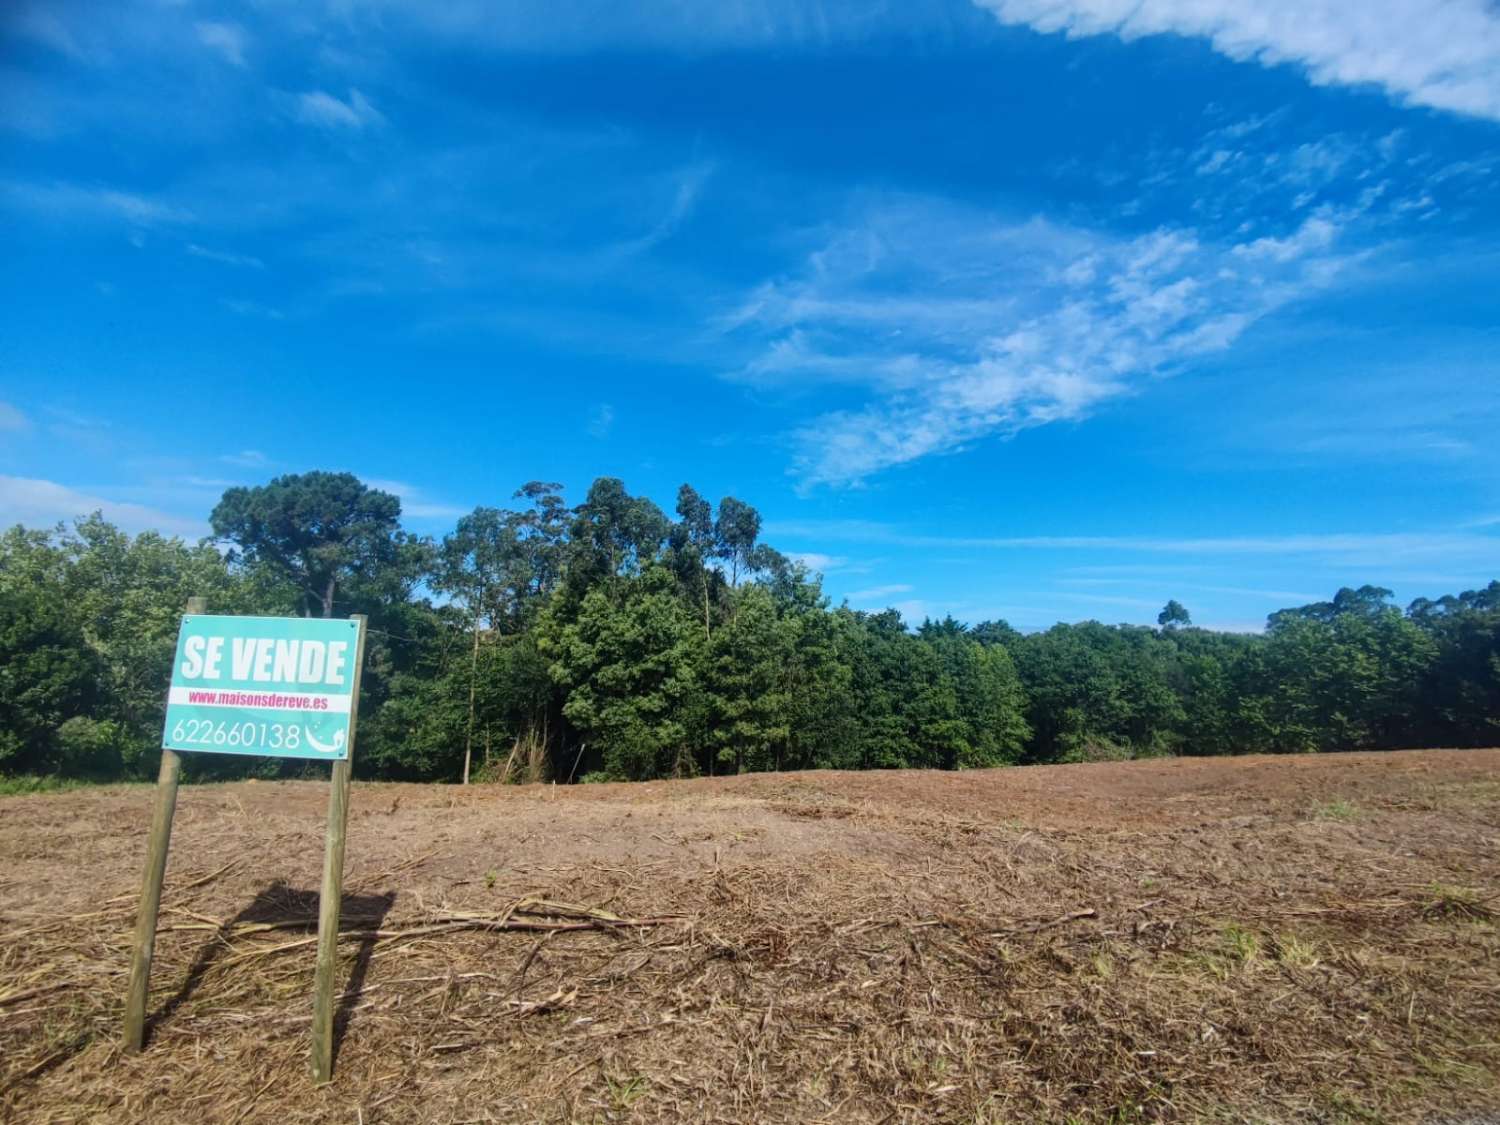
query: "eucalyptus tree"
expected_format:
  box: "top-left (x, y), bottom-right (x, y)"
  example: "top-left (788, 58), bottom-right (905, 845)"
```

top-left (714, 496), bottom-right (762, 587)
top-left (436, 483), bottom-right (570, 782)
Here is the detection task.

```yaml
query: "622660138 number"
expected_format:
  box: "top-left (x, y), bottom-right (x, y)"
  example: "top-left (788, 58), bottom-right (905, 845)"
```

top-left (170, 718), bottom-right (306, 751)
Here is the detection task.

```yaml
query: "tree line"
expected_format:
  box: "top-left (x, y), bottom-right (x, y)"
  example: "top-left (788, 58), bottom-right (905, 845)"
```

top-left (2, 471), bottom-right (1496, 784)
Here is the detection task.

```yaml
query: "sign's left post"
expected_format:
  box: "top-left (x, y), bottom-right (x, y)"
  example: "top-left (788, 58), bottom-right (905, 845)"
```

top-left (123, 594), bottom-right (204, 1052)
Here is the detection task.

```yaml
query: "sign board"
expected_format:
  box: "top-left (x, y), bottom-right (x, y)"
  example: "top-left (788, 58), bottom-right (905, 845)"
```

top-left (162, 614), bottom-right (364, 760)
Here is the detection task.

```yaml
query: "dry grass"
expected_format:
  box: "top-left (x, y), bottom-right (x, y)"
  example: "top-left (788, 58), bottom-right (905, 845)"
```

top-left (1, 749), bottom-right (1498, 1122)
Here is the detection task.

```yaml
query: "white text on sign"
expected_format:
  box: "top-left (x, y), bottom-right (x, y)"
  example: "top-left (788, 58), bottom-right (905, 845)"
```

top-left (178, 637), bottom-right (351, 686)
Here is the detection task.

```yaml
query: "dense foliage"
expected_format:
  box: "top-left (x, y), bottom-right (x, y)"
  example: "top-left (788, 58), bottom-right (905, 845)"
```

top-left (2, 473), bottom-right (1496, 783)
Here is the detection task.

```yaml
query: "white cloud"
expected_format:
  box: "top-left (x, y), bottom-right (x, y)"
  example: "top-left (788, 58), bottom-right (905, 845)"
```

top-left (1058, 578), bottom-right (1325, 602)
top-left (219, 298), bottom-right (284, 319)
top-left (295, 89), bottom-right (385, 131)
top-left (786, 551), bottom-right (850, 575)
top-left (1232, 216), bottom-right (1338, 263)
top-left (220, 450), bottom-right (269, 468)
top-left (731, 197), bottom-right (1354, 487)
top-left (8, 8), bottom-right (85, 59)
top-left (0, 475), bottom-right (206, 537)
top-left (608, 162), bottom-right (715, 259)
top-left (363, 478), bottom-right (466, 520)
top-left (41, 404), bottom-right (113, 453)
top-left (195, 21), bottom-right (248, 67)
top-left (973, 0), bottom-right (1500, 122)
top-left (183, 476), bottom-right (242, 489)
top-left (887, 599), bottom-right (932, 623)
top-left (847, 583), bottom-right (914, 602)
top-left (0, 401), bottom-right (29, 432)
top-left (311, 0), bottom-right (950, 51)
top-left (188, 243), bottom-right (265, 269)
top-left (764, 518), bottom-right (1500, 568)
top-left (1060, 592), bottom-right (1165, 610)
top-left (587, 403), bottom-right (615, 439)
top-left (0, 180), bottom-right (194, 225)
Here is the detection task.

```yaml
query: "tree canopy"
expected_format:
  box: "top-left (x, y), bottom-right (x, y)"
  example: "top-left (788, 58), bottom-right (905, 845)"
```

top-left (210, 471), bottom-right (414, 618)
top-left (3, 473), bottom-right (1497, 784)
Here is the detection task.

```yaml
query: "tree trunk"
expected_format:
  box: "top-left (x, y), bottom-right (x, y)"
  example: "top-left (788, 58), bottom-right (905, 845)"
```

top-left (462, 625), bottom-right (480, 785)
top-left (320, 576), bottom-right (337, 619)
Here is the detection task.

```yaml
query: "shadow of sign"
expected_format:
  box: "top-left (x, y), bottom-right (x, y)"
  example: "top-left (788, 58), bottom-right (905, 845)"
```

top-left (146, 881), bottom-right (396, 1063)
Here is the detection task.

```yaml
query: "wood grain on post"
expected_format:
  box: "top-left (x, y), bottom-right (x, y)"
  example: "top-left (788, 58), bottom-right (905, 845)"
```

top-left (310, 613), bottom-right (368, 1084)
top-left (122, 594), bottom-right (204, 1051)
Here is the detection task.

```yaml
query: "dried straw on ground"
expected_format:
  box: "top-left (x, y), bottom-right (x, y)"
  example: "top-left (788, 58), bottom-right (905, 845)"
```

top-left (2, 749), bottom-right (1498, 1122)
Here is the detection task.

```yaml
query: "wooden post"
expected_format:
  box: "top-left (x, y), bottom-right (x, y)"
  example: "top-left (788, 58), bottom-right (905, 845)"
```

top-left (310, 613), bottom-right (367, 1084)
top-left (123, 595), bottom-right (204, 1051)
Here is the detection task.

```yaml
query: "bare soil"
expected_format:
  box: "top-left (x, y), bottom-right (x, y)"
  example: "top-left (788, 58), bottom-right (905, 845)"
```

top-left (2, 749), bottom-right (1498, 1123)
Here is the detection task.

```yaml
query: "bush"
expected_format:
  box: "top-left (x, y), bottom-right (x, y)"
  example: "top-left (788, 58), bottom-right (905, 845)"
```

top-left (54, 716), bottom-right (131, 778)
top-left (1058, 736), bottom-right (1135, 765)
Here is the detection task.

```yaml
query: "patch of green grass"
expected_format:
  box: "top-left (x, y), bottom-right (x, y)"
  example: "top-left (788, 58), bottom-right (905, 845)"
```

top-left (1221, 923), bottom-right (1262, 966)
top-left (1180, 923), bottom-right (1265, 981)
top-left (605, 1074), bottom-right (649, 1111)
top-left (1319, 1089), bottom-right (1386, 1123)
top-left (1272, 931), bottom-right (1321, 969)
top-left (484, 868), bottom-right (498, 890)
top-left (1423, 883), bottom-right (1495, 923)
top-left (0, 775), bottom-right (93, 796)
top-left (1415, 1048), bottom-right (1495, 1090)
top-left (1313, 798), bottom-right (1360, 822)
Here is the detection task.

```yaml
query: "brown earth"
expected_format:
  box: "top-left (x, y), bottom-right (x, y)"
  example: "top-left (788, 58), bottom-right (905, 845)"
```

top-left (2, 749), bottom-right (1498, 1123)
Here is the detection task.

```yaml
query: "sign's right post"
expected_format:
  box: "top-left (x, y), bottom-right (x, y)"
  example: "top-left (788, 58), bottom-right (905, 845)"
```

top-left (310, 612), bottom-right (369, 1085)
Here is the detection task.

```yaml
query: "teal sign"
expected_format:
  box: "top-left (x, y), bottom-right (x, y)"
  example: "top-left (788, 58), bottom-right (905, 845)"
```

top-left (162, 614), bottom-right (364, 761)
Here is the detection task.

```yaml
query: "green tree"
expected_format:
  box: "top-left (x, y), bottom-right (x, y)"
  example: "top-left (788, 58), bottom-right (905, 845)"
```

top-left (669, 484), bottom-right (725, 642)
top-left (714, 496), bottom-right (762, 587)
top-left (564, 478), bottom-right (669, 595)
top-left (1413, 595), bottom-right (1500, 746)
top-left (543, 565), bottom-right (704, 781)
top-left (704, 584), bottom-right (791, 773)
top-left (1158, 600), bottom-right (1191, 629)
top-left (436, 488), bottom-right (569, 781)
top-left (0, 529), bottom-right (99, 773)
top-left (211, 471), bottom-right (413, 618)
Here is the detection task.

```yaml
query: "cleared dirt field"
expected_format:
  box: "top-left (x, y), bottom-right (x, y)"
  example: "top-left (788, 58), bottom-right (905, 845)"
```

top-left (2, 750), bottom-right (1498, 1123)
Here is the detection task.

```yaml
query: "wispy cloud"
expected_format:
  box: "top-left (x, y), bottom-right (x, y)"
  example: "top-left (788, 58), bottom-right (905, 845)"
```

top-left (587, 403), bottom-right (615, 439)
top-left (220, 450), bottom-right (269, 468)
top-left (42, 404), bottom-right (114, 453)
top-left (1059, 577), bottom-right (1325, 602)
top-left (1060, 592), bottom-right (1164, 610)
top-left (7, 7), bottom-right (86, 60)
top-left (847, 583), bottom-right (914, 602)
top-left (0, 401), bottom-right (30, 432)
top-left (608, 162), bottom-right (714, 259)
top-left (0, 179), bottom-right (194, 225)
top-left (730, 196), bottom-right (1356, 487)
top-left (786, 551), bottom-right (850, 575)
top-left (188, 243), bottom-right (265, 269)
top-left (0, 475), bottom-right (206, 537)
top-left (973, 0), bottom-right (1500, 122)
top-left (219, 298), bottom-right (284, 319)
top-left (195, 21), bottom-right (248, 68)
top-left (309, 0), bottom-right (966, 52)
top-left (183, 476), bottom-right (242, 490)
top-left (764, 518), bottom-right (1500, 567)
top-left (294, 89), bottom-right (384, 131)
top-left (364, 478), bottom-right (467, 520)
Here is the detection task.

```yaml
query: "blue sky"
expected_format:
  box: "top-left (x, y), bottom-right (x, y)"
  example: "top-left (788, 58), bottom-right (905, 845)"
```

top-left (2, 0), bottom-right (1498, 631)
